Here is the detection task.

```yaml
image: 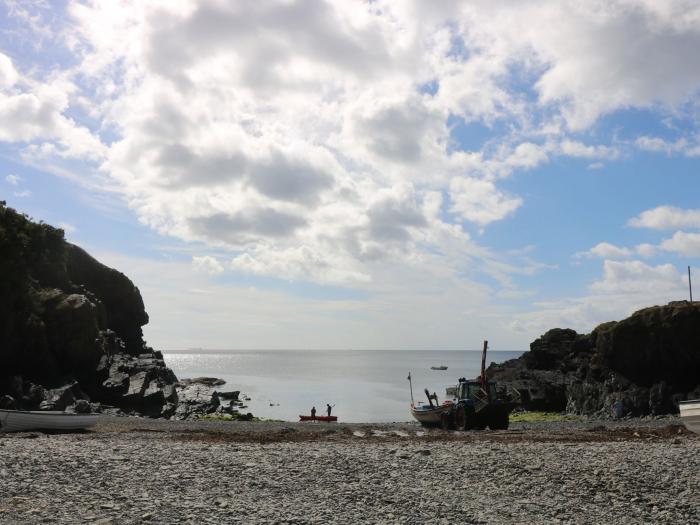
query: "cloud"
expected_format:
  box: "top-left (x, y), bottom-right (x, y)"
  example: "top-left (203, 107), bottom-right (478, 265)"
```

top-left (0, 53), bottom-right (18, 88)
top-left (660, 231), bottom-right (700, 257)
top-left (192, 255), bottom-right (224, 275)
top-left (512, 259), bottom-right (687, 334)
top-left (575, 242), bottom-right (657, 260)
top-left (577, 242), bottom-right (633, 259)
top-left (3, 0), bottom-right (700, 292)
top-left (629, 206), bottom-right (700, 230)
top-left (0, 74), bottom-right (106, 160)
top-left (590, 260), bottom-right (684, 295)
top-left (635, 135), bottom-right (700, 157)
top-left (5, 174), bottom-right (21, 185)
top-left (558, 140), bottom-right (619, 159)
top-left (449, 177), bottom-right (522, 225)
top-left (13, 190), bottom-right (31, 198)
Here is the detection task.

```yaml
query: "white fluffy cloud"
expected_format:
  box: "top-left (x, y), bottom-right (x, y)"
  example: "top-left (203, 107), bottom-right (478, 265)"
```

top-left (660, 231), bottom-right (700, 257)
top-left (512, 259), bottom-right (687, 334)
top-left (629, 206), bottom-right (700, 230)
top-left (450, 177), bottom-right (522, 225)
top-left (576, 242), bottom-right (657, 259)
top-left (192, 255), bottom-right (224, 275)
top-left (579, 242), bottom-right (633, 259)
top-left (0, 53), bottom-right (17, 88)
top-left (590, 260), bottom-right (684, 295)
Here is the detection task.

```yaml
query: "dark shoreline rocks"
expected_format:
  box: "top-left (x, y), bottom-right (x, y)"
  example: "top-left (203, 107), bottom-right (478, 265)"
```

top-left (488, 301), bottom-right (700, 417)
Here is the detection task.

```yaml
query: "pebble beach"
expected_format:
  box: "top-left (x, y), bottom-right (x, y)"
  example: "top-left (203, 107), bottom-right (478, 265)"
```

top-left (0, 417), bottom-right (698, 524)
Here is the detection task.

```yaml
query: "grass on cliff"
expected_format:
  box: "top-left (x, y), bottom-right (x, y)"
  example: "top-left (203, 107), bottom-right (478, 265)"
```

top-left (509, 411), bottom-right (585, 423)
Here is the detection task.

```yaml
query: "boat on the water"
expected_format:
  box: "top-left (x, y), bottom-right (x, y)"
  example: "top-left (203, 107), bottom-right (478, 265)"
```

top-left (299, 415), bottom-right (338, 422)
top-left (0, 409), bottom-right (98, 433)
top-left (679, 399), bottom-right (700, 433)
top-left (430, 366), bottom-right (448, 370)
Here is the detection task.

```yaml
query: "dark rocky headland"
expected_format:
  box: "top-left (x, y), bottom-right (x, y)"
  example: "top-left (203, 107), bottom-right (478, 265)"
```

top-left (488, 301), bottom-right (700, 416)
top-left (0, 202), bottom-right (240, 419)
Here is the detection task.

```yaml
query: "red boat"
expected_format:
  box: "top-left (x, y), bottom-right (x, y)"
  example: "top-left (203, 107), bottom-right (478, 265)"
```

top-left (299, 415), bottom-right (338, 422)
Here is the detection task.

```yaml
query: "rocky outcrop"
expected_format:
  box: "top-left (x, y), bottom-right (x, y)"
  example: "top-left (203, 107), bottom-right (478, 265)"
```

top-left (66, 244), bottom-right (148, 354)
top-left (173, 378), bottom-right (246, 420)
top-left (0, 202), bottom-right (179, 417)
top-left (488, 301), bottom-right (700, 416)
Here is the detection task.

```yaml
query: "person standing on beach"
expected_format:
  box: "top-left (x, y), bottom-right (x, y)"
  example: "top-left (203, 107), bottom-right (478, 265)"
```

top-left (326, 404), bottom-right (334, 417)
top-left (311, 406), bottom-right (316, 418)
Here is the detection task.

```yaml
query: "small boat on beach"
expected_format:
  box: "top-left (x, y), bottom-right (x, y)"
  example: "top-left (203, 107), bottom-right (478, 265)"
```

top-left (0, 409), bottom-right (98, 433)
top-left (679, 399), bottom-right (700, 433)
top-left (430, 366), bottom-right (448, 370)
top-left (299, 415), bottom-right (338, 422)
top-left (410, 401), bottom-right (454, 426)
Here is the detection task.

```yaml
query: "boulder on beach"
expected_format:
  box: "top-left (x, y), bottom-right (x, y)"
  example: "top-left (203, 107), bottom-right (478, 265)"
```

top-left (488, 301), bottom-right (700, 416)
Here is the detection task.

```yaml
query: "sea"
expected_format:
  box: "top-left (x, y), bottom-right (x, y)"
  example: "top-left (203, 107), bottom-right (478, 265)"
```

top-left (164, 349), bottom-right (523, 423)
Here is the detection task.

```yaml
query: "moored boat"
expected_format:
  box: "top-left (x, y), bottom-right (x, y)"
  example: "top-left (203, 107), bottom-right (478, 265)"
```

top-left (430, 366), bottom-right (448, 370)
top-left (679, 399), bottom-right (700, 433)
top-left (299, 415), bottom-right (338, 422)
top-left (0, 409), bottom-right (98, 433)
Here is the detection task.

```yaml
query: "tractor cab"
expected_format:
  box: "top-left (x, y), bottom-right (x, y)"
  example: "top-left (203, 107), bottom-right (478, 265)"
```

top-left (457, 378), bottom-right (497, 402)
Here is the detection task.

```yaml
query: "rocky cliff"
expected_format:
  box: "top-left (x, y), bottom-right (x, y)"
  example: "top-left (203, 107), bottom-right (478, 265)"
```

top-left (0, 203), bottom-right (254, 420)
top-left (0, 202), bottom-right (180, 416)
top-left (488, 301), bottom-right (700, 416)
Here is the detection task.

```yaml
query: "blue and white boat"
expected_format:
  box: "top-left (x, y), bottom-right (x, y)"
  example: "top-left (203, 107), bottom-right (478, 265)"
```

top-left (679, 400), bottom-right (700, 433)
top-left (0, 409), bottom-right (98, 433)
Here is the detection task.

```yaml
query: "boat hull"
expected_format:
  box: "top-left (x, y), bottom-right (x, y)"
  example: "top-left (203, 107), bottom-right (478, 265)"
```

top-left (410, 404), bottom-right (451, 426)
top-left (679, 400), bottom-right (700, 434)
top-left (299, 415), bottom-right (338, 422)
top-left (0, 410), bottom-right (99, 433)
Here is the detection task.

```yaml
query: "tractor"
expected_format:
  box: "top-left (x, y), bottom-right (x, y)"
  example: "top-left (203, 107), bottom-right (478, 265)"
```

top-left (440, 377), bottom-right (513, 430)
top-left (409, 340), bottom-right (519, 430)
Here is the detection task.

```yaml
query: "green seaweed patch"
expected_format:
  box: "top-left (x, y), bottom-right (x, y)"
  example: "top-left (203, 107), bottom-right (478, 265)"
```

top-left (509, 411), bottom-right (584, 423)
top-left (197, 413), bottom-right (283, 423)
top-left (198, 413), bottom-right (261, 422)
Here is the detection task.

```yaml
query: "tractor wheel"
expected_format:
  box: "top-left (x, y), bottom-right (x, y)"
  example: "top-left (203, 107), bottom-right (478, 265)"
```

top-left (489, 409), bottom-right (510, 430)
top-left (440, 412), bottom-right (452, 431)
top-left (464, 406), bottom-right (479, 430)
top-left (470, 410), bottom-right (487, 430)
top-left (454, 405), bottom-right (467, 431)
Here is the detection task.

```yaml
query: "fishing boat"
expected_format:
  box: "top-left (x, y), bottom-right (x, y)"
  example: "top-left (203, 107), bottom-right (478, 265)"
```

top-left (0, 409), bottom-right (99, 433)
top-left (410, 401), bottom-right (454, 426)
top-left (430, 366), bottom-right (448, 370)
top-left (299, 415), bottom-right (338, 422)
top-left (679, 399), bottom-right (700, 433)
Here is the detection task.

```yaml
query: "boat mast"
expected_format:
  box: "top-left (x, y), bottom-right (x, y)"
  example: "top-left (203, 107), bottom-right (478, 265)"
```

top-left (480, 340), bottom-right (488, 390)
top-left (689, 266), bottom-right (693, 303)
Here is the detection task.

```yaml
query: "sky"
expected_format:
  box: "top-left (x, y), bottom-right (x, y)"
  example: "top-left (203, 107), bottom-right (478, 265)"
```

top-left (1, 0), bottom-right (700, 351)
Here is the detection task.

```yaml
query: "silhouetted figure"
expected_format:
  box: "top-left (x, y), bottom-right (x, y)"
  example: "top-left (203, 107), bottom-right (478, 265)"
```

top-left (311, 406), bottom-right (316, 418)
top-left (326, 404), bottom-right (334, 417)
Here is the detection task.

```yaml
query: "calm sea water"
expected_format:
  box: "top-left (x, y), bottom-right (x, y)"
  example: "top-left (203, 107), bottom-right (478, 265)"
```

top-left (164, 350), bottom-right (524, 423)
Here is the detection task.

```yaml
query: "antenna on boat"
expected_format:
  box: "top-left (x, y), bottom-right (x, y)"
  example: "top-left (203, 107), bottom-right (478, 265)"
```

top-left (689, 266), bottom-right (694, 303)
top-left (407, 372), bottom-right (414, 405)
